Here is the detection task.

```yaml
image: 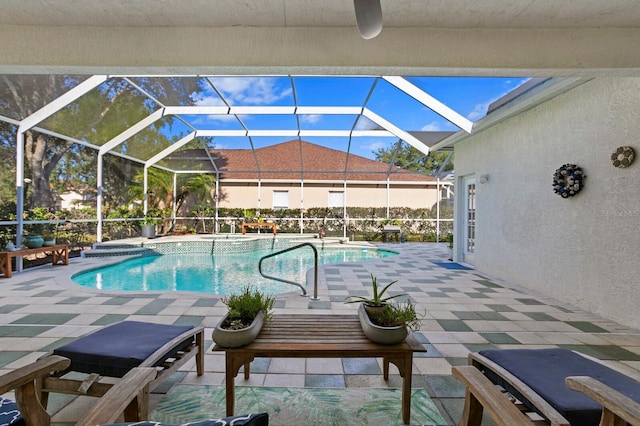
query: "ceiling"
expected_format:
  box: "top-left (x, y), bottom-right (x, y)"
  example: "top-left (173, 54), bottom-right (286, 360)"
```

top-left (1, 1), bottom-right (639, 76)
top-left (2, 0), bottom-right (639, 29)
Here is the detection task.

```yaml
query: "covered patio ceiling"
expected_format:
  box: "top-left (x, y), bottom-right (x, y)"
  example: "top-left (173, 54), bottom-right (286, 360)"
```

top-left (1, 1), bottom-right (639, 76)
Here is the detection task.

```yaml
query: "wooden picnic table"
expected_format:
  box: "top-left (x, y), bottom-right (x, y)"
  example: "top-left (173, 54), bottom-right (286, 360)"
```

top-left (213, 314), bottom-right (426, 425)
top-left (241, 222), bottom-right (277, 235)
top-left (0, 244), bottom-right (69, 278)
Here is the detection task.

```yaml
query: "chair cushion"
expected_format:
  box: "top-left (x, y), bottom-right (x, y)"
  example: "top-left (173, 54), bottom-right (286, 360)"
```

top-left (0, 397), bottom-right (24, 426)
top-left (479, 348), bottom-right (640, 425)
top-left (106, 412), bottom-right (269, 426)
top-left (53, 321), bottom-right (195, 378)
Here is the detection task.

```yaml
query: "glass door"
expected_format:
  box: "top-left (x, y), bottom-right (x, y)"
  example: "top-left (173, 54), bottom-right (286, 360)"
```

top-left (462, 177), bottom-right (476, 266)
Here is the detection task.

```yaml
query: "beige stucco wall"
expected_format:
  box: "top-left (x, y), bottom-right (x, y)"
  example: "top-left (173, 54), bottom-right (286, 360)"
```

top-left (453, 78), bottom-right (640, 329)
top-left (218, 182), bottom-right (442, 210)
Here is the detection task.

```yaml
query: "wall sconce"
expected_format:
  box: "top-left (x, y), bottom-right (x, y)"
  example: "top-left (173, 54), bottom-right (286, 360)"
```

top-left (479, 174), bottom-right (489, 184)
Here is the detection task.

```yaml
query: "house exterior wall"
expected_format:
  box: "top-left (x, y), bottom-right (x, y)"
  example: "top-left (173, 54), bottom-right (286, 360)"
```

top-left (218, 181), bottom-right (443, 210)
top-left (453, 77), bottom-right (640, 329)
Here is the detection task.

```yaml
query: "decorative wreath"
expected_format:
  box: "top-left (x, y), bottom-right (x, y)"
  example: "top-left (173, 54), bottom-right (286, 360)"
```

top-left (611, 146), bottom-right (635, 168)
top-left (552, 164), bottom-right (585, 198)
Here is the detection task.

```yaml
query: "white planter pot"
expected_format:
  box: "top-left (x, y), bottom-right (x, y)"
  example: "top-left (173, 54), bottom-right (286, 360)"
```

top-left (358, 303), bottom-right (407, 345)
top-left (141, 225), bottom-right (156, 239)
top-left (212, 310), bottom-right (265, 348)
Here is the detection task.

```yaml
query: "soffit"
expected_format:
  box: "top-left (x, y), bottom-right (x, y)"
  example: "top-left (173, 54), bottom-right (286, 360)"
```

top-left (2, 1), bottom-right (639, 29)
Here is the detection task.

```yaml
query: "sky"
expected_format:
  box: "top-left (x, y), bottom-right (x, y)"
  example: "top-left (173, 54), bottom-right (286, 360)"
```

top-left (25, 74), bottom-right (530, 164)
top-left (180, 75), bottom-right (530, 160)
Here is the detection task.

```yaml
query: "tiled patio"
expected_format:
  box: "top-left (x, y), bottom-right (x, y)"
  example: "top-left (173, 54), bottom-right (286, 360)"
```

top-left (1, 240), bottom-right (640, 425)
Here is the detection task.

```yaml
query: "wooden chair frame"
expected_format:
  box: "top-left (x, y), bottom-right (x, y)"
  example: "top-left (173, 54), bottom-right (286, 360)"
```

top-left (0, 355), bottom-right (155, 426)
top-left (454, 352), bottom-right (640, 426)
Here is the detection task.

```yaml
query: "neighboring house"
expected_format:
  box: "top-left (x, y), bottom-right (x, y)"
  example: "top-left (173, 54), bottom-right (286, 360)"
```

top-left (436, 77), bottom-right (640, 330)
top-left (210, 140), bottom-right (450, 212)
top-left (56, 190), bottom-right (92, 210)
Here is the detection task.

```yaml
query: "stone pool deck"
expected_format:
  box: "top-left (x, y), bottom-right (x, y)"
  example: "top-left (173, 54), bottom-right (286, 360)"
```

top-left (1, 238), bottom-right (640, 425)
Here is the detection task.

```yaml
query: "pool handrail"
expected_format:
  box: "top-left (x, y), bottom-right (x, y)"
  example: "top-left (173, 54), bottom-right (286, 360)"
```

top-left (258, 242), bottom-right (320, 300)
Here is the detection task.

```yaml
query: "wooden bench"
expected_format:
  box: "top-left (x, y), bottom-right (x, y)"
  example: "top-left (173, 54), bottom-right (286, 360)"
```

top-left (241, 222), bottom-right (277, 235)
top-left (0, 244), bottom-right (69, 278)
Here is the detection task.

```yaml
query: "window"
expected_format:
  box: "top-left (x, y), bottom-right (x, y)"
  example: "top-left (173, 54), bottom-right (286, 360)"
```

top-left (272, 191), bottom-right (289, 210)
top-left (328, 191), bottom-right (344, 208)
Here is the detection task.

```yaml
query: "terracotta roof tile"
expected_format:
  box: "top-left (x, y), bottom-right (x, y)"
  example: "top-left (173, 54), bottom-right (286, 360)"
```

top-left (212, 140), bottom-right (434, 182)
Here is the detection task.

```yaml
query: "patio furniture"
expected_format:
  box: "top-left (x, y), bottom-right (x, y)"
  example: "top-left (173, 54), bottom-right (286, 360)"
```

top-left (456, 348), bottom-right (640, 425)
top-left (0, 244), bottom-right (68, 278)
top-left (241, 222), bottom-right (277, 235)
top-left (213, 314), bottom-right (426, 425)
top-left (0, 355), bottom-right (269, 426)
top-left (39, 321), bottom-right (204, 419)
top-left (382, 225), bottom-right (401, 242)
top-left (565, 376), bottom-right (640, 426)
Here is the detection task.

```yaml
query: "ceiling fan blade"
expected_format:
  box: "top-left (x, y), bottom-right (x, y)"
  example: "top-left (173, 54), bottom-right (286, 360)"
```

top-left (354, 0), bottom-right (383, 39)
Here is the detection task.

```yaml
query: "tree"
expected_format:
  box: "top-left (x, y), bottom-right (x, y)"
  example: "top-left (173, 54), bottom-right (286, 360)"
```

top-left (0, 76), bottom-right (203, 210)
top-left (373, 141), bottom-right (453, 176)
top-left (129, 168), bottom-right (216, 219)
top-left (1, 75), bottom-right (81, 207)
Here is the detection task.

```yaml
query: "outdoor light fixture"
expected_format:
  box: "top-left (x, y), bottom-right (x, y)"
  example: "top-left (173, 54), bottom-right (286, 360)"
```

top-left (479, 174), bottom-right (489, 184)
top-left (354, 0), bottom-right (383, 39)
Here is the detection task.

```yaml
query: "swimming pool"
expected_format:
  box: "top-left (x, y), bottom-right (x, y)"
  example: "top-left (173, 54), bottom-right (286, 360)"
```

top-left (73, 247), bottom-right (396, 295)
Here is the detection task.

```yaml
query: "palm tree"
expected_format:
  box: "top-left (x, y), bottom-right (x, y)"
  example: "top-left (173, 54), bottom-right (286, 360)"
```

top-left (129, 168), bottom-right (216, 232)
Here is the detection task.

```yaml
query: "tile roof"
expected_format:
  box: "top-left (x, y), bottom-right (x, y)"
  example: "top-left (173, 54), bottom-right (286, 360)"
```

top-left (212, 140), bottom-right (435, 182)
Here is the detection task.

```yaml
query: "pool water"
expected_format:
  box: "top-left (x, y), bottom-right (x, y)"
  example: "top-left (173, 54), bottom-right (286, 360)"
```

top-left (73, 247), bottom-right (396, 295)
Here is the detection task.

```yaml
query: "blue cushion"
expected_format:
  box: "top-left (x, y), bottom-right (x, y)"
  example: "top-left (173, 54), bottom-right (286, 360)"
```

top-left (0, 397), bottom-right (24, 426)
top-left (107, 412), bottom-right (269, 426)
top-left (479, 348), bottom-right (640, 425)
top-left (53, 321), bottom-right (195, 378)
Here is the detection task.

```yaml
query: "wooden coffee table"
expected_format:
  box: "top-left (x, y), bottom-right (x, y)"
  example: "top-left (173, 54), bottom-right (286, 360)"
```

top-left (213, 314), bottom-right (426, 425)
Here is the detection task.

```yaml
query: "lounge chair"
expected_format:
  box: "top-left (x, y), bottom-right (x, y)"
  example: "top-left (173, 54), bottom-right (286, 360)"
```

top-left (453, 348), bottom-right (640, 425)
top-left (0, 355), bottom-right (269, 425)
top-left (38, 320), bottom-right (205, 419)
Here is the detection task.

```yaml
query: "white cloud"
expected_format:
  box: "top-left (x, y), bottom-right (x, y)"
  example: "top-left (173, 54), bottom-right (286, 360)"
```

top-left (467, 103), bottom-right (490, 121)
top-left (192, 93), bottom-right (225, 106)
top-left (300, 114), bottom-right (322, 124)
top-left (213, 77), bottom-right (293, 105)
top-left (421, 121), bottom-right (444, 131)
top-left (467, 79), bottom-right (531, 120)
top-left (361, 140), bottom-right (385, 152)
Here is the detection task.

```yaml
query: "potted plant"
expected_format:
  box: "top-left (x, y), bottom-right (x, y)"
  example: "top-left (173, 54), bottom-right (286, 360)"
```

top-left (446, 232), bottom-right (454, 260)
top-left (356, 301), bottom-right (421, 344)
top-left (345, 273), bottom-right (405, 311)
top-left (212, 286), bottom-right (275, 348)
top-left (345, 273), bottom-right (420, 344)
top-left (42, 233), bottom-right (56, 246)
top-left (141, 215), bottom-right (158, 239)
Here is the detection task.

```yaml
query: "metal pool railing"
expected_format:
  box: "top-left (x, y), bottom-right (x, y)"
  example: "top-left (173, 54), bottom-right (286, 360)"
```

top-left (258, 242), bottom-right (319, 300)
